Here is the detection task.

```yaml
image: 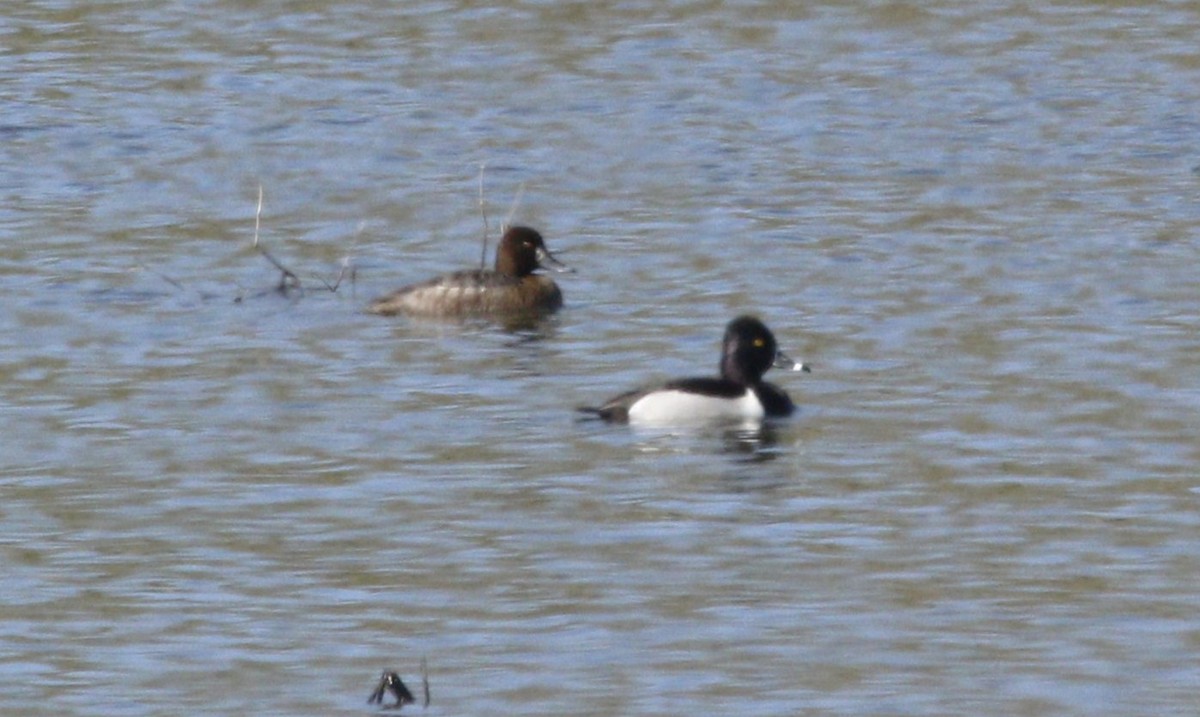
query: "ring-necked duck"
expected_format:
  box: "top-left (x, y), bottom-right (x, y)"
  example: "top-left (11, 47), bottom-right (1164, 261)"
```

top-left (581, 315), bottom-right (810, 426)
top-left (368, 226), bottom-right (571, 318)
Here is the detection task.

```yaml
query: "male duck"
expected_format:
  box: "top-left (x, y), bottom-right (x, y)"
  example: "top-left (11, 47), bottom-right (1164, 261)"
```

top-left (583, 315), bottom-right (810, 426)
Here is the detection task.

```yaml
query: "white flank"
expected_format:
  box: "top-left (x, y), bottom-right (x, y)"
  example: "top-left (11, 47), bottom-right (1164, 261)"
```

top-left (627, 388), bottom-right (764, 427)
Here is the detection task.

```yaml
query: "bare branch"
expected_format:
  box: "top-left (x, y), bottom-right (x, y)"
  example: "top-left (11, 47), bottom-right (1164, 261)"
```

top-left (421, 657), bottom-right (430, 707)
top-left (502, 181), bottom-right (526, 234)
top-left (478, 162), bottom-right (489, 270)
top-left (250, 185), bottom-right (302, 296)
top-left (316, 256), bottom-right (357, 293)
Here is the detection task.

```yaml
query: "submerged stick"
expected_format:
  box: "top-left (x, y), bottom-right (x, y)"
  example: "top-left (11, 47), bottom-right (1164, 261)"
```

top-left (138, 263), bottom-right (221, 302)
top-left (141, 263), bottom-right (186, 291)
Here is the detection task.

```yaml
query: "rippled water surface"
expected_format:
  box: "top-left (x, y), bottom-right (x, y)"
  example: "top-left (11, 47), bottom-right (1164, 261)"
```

top-left (3, 1), bottom-right (1199, 715)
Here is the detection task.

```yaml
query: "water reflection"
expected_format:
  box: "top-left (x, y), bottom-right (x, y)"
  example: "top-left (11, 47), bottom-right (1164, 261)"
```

top-left (721, 421), bottom-right (784, 463)
top-left (618, 418), bottom-right (785, 463)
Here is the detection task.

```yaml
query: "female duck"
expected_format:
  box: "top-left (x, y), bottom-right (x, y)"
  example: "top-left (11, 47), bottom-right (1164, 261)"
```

top-left (582, 315), bottom-right (810, 426)
top-left (368, 226), bottom-right (570, 318)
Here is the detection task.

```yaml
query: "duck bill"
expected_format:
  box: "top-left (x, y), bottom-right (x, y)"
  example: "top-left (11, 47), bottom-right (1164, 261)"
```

top-left (536, 247), bottom-right (575, 274)
top-left (774, 349), bottom-right (811, 373)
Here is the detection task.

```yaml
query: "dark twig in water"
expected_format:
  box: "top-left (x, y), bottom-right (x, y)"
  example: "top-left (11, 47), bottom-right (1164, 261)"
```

top-left (143, 265), bottom-right (186, 291)
top-left (245, 186), bottom-right (354, 297)
top-left (324, 222), bottom-right (365, 297)
top-left (137, 264), bottom-right (222, 301)
top-left (368, 671), bottom-right (416, 710)
top-left (420, 658), bottom-right (430, 708)
top-left (251, 185), bottom-right (303, 297)
top-left (316, 256), bottom-right (357, 293)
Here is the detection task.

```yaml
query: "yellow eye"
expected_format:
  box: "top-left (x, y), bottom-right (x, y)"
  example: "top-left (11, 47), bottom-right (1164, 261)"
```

top-left (753, 338), bottom-right (764, 347)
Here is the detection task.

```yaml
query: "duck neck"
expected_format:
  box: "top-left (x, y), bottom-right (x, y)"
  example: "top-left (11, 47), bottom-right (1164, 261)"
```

top-left (720, 350), bottom-right (760, 387)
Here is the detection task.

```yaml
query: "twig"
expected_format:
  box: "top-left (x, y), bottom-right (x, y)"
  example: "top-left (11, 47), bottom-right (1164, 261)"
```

top-left (142, 263), bottom-right (186, 291)
top-left (316, 220), bottom-right (364, 294)
top-left (502, 181), bottom-right (526, 234)
top-left (478, 162), bottom-right (489, 269)
top-left (368, 671), bottom-right (415, 710)
top-left (420, 658), bottom-right (430, 708)
top-left (316, 256), bottom-right (357, 293)
top-left (138, 263), bottom-right (221, 301)
top-left (251, 185), bottom-right (302, 297)
top-left (252, 185), bottom-right (263, 248)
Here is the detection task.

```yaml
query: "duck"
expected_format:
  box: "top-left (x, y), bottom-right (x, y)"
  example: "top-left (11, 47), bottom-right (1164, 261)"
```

top-left (581, 315), bottom-right (810, 426)
top-left (368, 226), bottom-right (570, 318)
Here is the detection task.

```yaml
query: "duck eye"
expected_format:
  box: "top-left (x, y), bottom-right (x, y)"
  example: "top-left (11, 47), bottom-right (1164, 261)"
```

top-left (753, 338), bottom-right (764, 348)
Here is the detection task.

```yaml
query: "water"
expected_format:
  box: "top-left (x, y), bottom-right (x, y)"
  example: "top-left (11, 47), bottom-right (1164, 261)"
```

top-left (2, 1), bottom-right (1199, 715)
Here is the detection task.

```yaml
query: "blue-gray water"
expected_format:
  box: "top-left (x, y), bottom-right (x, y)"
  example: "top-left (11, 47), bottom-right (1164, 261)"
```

top-left (2, 2), bottom-right (1198, 715)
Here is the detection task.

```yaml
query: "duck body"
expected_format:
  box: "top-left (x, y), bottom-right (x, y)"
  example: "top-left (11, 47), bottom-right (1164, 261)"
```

top-left (368, 268), bottom-right (562, 317)
top-left (369, 226), bottom-right (567, 319)
top-left (584, 316), bottom-right (809, 427)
